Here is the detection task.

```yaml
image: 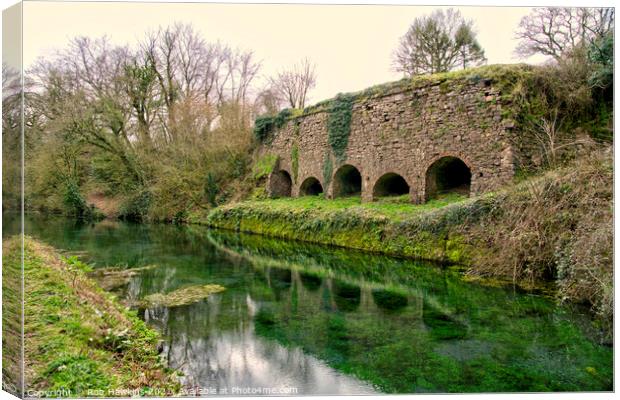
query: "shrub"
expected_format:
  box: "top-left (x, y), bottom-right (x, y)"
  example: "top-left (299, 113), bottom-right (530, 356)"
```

top-left (205, 172), bottom-right (219, 207)
top-left (252, 154), bottom-right (278, 181)
top-left (63, 180), bottom-right (89, 217)
top-left (465, 148), bottom-right (612, 329)
top-left (119, 189), bottom-right (152, 222)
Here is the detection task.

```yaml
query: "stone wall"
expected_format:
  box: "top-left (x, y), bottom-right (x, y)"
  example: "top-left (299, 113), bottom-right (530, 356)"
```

top-left (264, 76), bottom-right (519, 203)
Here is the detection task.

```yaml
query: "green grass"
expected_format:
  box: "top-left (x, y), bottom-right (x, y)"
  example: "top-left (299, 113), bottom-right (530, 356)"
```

top-left (238, 192), bottom-right (466, 221)
top-left (203, 191), bottom-right (484, 263)
top-left (3, 237), bottom-right (180, 397)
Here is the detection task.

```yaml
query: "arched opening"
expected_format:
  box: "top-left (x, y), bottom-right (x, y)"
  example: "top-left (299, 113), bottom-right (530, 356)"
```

top-left (372, 289), bottom-right (408, 311)
top-left (299, 177), bottom-right (324, 196)
top-left (269, 170), bottom-right (292, 198)
top-left (425, 156), bottom-right (471, 201)
top-left (300, 272), bottom-right (322, 291)
top-left (372, 173), bottom-right (410, 199)
top-left (333, 165), bottom-right (362, 198)
top-left (269, 268), bottom-right (292, 288)
top-left (332, 280), bottom-right (361, 312)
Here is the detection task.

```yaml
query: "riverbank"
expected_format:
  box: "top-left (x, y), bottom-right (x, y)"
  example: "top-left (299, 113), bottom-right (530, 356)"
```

top-left (202, 148), bottom-right (613, 329)
top-left (2, 237), bottom-right (180, 397)
top-left (198, 193), bottom-right (478, 263)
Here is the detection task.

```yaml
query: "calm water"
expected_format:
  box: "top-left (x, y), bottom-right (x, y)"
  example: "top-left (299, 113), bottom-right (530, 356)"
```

top-left (5, 214), bottom-right (613, 394)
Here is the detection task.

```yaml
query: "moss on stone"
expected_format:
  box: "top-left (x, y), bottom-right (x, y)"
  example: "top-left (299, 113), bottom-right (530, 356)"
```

top-left (203, 195), bottom-right (480, 264)
top-left (252, 153), bottom-right (278, 180)
top-left (254, 64), bottom-right (538, 139)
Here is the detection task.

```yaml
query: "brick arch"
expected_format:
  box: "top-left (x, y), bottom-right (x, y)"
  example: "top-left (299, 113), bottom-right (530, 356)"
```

top-left (426, 152), bottom-right (475, 173)
top-left (268, 169), bottom-right (293, 198)
top-left (371, 171), bottom-right (411, 200)
top-left (299, 176), bottom-right (324, 196)
top-left (423, 153), bottom-right (473, 201)
top-left (332, 163), bottom-right (363, 198)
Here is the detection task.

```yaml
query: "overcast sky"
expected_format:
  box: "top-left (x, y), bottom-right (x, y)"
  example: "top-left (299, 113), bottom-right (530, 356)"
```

top-left (14, 1), bottom-right (552, 104)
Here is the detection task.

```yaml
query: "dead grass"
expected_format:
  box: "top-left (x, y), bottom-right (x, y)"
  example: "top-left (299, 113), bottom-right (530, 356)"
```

top-left (464, 147), bottom-right (613, 328)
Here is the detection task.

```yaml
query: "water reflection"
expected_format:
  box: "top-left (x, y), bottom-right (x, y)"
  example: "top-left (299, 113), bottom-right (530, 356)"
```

top-left (6, 214), bottom-right (613, 394)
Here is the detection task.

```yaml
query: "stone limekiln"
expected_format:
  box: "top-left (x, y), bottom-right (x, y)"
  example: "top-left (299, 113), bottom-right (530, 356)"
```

top-left (261, 65), bottom-right (527, 203)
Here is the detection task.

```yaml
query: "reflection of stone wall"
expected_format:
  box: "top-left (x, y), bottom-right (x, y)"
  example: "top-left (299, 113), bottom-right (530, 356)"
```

top-left (264, 77), bottom-right (520, 203)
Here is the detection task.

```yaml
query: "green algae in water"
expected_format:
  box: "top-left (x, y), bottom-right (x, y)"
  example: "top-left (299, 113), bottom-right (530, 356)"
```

top-left (90, 265), bottom-right (157, 291)
top-left (9, 214), bottom-right (613, 394)
top-left (141, 284), bottom-right (226, 308)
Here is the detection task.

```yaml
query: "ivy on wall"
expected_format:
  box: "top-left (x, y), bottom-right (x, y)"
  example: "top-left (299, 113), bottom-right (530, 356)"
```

top-left (291, 143), bottom-right (299, 183)
top-left (327, 93), bottom-right (354, 163)
top-left (253, 109), bottom-right (294, 143)
top-left (322, 151), bottom-right (333, 188)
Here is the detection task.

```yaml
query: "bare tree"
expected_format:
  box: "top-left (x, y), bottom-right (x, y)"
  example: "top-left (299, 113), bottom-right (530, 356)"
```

top-left (394, 8), bottom-right (486, 76)
top-left (2, 63), bottom-right (21, 131)
top-left (255, 87), bottom-right (283, 116)
top-left (269, 58), bottom-right (317, 109)
top-left (515, 7), bottom-right (614, 60)
top-left (22, 23), bottom-right (262, 218)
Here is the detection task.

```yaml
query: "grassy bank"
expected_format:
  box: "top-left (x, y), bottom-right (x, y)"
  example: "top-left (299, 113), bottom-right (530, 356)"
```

top-left (200, 191), bottom-right (489, 264)
top-left (2, 237), bottom-right (180, 397)
top-left (203, 149), bottom-right (613, 329)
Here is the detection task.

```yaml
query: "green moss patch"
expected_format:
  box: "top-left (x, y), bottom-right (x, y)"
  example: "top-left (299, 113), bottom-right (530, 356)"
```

top-left (90, 265), bottom-right (156, 291)
top-left (140, 284), bottom-right (226, 308)
top-left (203, 194), bottom-right (476, 263)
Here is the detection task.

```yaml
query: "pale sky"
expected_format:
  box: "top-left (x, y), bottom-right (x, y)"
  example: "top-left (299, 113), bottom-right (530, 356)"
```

top-left (16, 1), bottom-right (551, 104)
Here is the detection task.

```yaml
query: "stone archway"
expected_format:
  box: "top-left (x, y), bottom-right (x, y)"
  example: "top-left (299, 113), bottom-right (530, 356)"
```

top-left (299, 177), bottom-right (324, 196)
top-left (269, 170), bottom-right (293, 198)
top-left (425, 156), bottom-right (471, 201)
top-left (372, 172), bottom-right (410, 199)
top-left (333, 164), bottom-right (362, 198)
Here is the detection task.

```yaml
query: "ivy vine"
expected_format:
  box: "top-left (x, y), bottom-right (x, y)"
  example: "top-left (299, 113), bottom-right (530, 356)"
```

top-left (322, 151), bottom-right (333, 188)
top-left (291, 143), bottom-right (299, 183)
top-left (327, 93), bottom-right (354, 163)
top-left (253, 108), bottom-right (294, 143)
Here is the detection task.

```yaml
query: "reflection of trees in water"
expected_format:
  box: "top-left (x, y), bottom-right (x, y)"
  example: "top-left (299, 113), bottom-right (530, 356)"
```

top-left (17, 217), bottom-right (609, 393)
top-left (137, 259), bottom-right (419, 393)
top-left (147, 288), bottom-right (375, 394)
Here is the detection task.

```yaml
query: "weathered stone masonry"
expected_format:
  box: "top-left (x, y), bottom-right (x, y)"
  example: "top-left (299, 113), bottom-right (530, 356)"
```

top-left (264, 75), bottom-right (520, 203)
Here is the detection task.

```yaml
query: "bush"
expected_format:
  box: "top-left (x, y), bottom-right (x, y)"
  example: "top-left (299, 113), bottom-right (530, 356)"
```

top-left (465, 148), bottom-right (612, 329)
top-left (252, 154), bottom-right (278, 181)
top-left (119, 189), bottom-right (152, 222)
top-left (63, 180), bottom-right (89, 217)
top-left (205, 172), bottom-right (219, 207)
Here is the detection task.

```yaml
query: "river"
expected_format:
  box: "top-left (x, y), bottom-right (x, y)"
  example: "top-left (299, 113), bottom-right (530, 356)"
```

top-left (4, 214), bottom-right (613, 393)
